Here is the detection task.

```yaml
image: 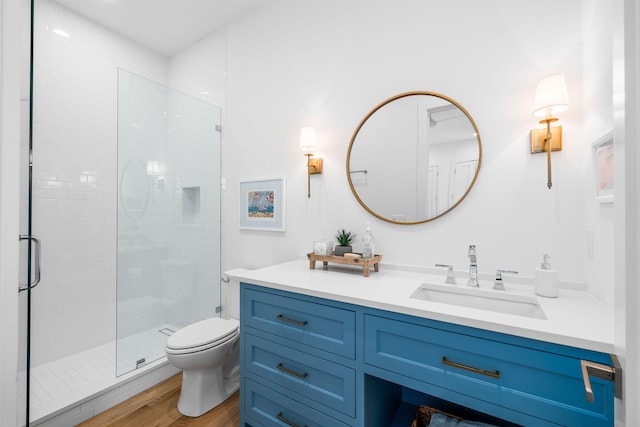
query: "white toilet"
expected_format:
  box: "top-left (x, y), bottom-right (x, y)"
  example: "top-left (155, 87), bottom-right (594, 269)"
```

top-left (164, 269), bottom-right (246, 417)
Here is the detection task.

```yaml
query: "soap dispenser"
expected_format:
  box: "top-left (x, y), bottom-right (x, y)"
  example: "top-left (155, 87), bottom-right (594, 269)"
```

top-left (362, 223), bottom-right (375, 259)
top-left (534, 254), bottom-right (559, 298)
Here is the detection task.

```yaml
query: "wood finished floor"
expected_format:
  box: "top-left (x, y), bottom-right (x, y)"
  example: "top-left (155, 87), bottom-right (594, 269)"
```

top-left (76, 373), bottom-right (239, 427)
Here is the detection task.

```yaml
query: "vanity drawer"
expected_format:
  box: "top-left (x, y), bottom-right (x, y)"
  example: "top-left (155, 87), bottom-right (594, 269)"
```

top-left (244, 332), bottom-right (356, 417)
top-left (364, 314), bottom-right (615, 426)
top-left (242, 287), bottom-right (356, 359)
top-left (244, 377), bottom-right (350, 427)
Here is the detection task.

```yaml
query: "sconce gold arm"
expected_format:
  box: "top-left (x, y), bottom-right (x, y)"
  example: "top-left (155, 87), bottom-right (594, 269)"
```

top-left (304, 153), bottom-right (323, 198)
top-left (305, 154), bottom-right (312, 198)
top-left (540, 117), bottom-right (558, 189)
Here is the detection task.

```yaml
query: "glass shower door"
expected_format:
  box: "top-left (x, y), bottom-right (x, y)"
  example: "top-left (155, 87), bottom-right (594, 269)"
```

top-left (18, 0), bottom-right (36, 424)
top-left (116, 69), bottom-right (222, 375)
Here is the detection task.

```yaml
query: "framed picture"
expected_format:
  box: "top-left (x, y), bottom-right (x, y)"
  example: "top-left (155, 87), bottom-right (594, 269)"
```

top-left (593, 132), bottom-right (614, 203)
top-left (239, 177), bottom-right (286, 231)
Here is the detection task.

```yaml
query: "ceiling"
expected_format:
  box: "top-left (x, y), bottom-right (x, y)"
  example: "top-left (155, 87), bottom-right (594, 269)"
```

top-left (53, 0), bottom-right (274, 56)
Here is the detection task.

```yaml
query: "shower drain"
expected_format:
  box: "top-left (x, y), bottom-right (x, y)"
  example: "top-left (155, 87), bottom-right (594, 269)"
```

top-left (159, 327), bottom-right (176, 336)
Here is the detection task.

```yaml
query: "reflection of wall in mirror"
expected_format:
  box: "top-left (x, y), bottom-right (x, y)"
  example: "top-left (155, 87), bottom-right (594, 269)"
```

top-left (351, 99), bottom-right (419, 220)
top-left (350, 169), bottom-right (368, 186)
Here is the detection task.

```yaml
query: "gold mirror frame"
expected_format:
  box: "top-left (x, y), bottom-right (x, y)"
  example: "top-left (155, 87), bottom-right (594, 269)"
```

top-left (346, 91), bottom-right (482, 225)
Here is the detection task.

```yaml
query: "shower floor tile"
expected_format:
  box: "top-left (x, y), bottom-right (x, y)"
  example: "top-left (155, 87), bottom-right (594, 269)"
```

top-left (28, 324), bottom-right (178, 424)
top-left (116, 324), bottom-right (177, 375)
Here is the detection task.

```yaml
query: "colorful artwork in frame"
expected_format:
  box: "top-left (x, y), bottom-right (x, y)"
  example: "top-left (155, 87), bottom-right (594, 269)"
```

top-left (239, 178), bottom-right (286, 231)
top-left (593, 132), bottom-right (614, 203)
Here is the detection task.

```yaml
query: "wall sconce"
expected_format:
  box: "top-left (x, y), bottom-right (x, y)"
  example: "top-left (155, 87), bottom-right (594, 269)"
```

top-left (531, 74), bottom-right (570, 189)
top-left (299, 126), bottom-right (323, 198)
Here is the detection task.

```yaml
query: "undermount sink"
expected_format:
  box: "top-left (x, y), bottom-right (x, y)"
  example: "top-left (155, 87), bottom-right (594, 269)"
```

top-left (410, 282), bottom-right (547, 320)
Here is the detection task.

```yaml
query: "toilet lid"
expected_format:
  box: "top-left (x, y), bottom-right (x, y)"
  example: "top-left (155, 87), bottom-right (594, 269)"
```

top-left (166, 317), bottom-right (239, 351)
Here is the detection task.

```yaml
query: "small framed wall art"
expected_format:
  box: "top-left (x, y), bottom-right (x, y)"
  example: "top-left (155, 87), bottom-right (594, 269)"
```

top-left (593, 131), bottom-right (614, 203)
top-left (239, 177), bottom-right (286, 231)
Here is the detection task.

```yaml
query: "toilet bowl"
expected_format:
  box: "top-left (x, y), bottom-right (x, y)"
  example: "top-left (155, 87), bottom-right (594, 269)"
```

top-left (164, 268), bottom-right (247, 417)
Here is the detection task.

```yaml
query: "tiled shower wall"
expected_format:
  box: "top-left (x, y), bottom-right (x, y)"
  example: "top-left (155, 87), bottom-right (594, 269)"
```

top-left (115, 71), bottom-right (222, 375)
top-left (29, 0), bottom-right (169, 366)
top-left (165, 90), bottom-right (222, 327)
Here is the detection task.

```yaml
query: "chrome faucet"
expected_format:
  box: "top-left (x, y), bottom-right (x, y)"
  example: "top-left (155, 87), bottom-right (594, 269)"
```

top-left (493, 269), bottom-right (519, 291)
top-left (467, 245), bottom-right (478, 287)
top-left (435, 264), bottom-right (457, 285)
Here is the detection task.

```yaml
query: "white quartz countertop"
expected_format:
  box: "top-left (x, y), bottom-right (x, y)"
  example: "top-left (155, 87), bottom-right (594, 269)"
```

top-left (231, 259), bottom-right (615, 355)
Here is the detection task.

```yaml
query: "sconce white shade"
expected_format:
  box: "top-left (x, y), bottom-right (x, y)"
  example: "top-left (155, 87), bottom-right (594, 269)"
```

top-left (532, 74), bottom-right (570, 118)
top-left (299, 126), bottom-right (319, 154)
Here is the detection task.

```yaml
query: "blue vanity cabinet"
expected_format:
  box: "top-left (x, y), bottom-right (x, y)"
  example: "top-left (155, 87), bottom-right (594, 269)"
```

top-left (364, 312), bottom-right (616, 426)
top-left (240, 283), bottom-right (616, 427)
top-left (241, 284), bottom-right (357, 427)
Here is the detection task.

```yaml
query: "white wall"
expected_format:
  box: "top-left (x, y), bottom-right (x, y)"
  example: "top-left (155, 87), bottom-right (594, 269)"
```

top-left (582, 0), bottom-right (615, 307)
top-left (629, 0), bottom-right (640, 417)
top-left (222, 0), bottom-right (591, 288)
top-left (166, 29), bottom-right (229, 269)
top-left (628, 0), bottom-right (640, 414)
top-left (168, 30), bottom-right (227, 109)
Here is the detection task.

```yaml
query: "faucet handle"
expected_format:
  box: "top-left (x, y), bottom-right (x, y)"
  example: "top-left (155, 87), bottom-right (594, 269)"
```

top-left (494, 269), bottom-right (518, 290)
top-left (435, 264), bottom-right (456, 285)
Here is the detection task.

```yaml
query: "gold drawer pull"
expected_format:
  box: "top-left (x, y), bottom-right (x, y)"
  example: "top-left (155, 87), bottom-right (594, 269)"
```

top-left (276, 314), bottom-right (308, 327)
top-left (442, 356), bottom-right (500, 379)
top-left (277, 411), bottom-right (307, 427)
top-left (276, 362), bottom-right (308, 379)
top-left (580, 359), bottom-right (617, 403)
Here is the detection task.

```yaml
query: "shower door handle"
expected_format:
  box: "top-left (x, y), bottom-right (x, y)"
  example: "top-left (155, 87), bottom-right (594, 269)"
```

top-left (19, 234), bottom-right (41, 292)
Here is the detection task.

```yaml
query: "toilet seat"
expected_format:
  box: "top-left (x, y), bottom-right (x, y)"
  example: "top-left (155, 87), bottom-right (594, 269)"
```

top-left (166, 318), bottom-right (239, 355)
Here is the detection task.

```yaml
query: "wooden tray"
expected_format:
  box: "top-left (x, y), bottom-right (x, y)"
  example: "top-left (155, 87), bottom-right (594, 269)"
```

top-left (307, 253), bottom-right (382, 277)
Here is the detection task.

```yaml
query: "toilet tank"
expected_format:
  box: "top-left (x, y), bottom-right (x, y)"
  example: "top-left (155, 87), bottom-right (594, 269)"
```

top-left (223, 268), bottom-right (249, 320)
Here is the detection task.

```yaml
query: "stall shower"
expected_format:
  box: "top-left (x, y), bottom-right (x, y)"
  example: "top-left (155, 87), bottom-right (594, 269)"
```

top-left (19, 2), bottom-right (222, 424)
top-left (116, 69), bottom-right (222, 377)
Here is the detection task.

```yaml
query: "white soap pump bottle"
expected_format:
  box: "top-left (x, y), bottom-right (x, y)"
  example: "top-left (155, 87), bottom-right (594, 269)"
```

top-left (362, 222), bottom-right (375, 259)
top-left (534, 254), bottom-right (559, 298)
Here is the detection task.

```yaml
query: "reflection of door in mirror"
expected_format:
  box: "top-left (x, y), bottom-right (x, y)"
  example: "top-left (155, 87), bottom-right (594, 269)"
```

top-left (417, 98), bottom-right (463, 220)
top-left (449, 160), bottom-right (478, 208)
top-left (427, 116), bottom-right (478, 216)
top-left (427, 166), bottom-right (439, 217)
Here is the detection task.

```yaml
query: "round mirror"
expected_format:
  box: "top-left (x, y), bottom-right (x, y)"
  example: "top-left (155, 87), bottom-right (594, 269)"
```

top-left (347, 91), bottom-right (482, 224)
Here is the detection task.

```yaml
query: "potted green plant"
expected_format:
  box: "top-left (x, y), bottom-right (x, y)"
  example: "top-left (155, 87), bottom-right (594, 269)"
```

top-left (334, 229), bottom-right (357, 256)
